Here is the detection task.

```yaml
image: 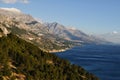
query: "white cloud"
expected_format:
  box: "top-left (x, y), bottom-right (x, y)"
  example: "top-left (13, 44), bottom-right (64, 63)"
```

top-left (112, 31), bottom-right (118, 34)
top-left (0, 0), bottom-right (29, 4)
top-left (1, 0), bottom-right (17, 4)
top-left (1, 8), bottom-right (21, 13)
top-left (20, 0), bottom-right (29, 4)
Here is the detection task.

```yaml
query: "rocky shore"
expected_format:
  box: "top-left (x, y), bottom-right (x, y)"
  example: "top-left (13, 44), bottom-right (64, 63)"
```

top-left (48, 48), bottom-right (70, 53)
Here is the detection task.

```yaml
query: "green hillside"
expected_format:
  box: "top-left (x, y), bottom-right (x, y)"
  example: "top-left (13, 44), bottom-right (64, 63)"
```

top-left (0, 33), bottom-right (99, 80)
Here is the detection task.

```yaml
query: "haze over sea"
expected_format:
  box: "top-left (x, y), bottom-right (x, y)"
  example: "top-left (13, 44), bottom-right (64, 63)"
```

top-left (55, 45), bottom-right (120, 80)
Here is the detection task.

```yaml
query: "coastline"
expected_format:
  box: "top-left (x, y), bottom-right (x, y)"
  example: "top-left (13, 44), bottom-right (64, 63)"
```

top-left (48, 45), bottom-right (81, 53)
top-left (48, 48), bottom-right (70, 53)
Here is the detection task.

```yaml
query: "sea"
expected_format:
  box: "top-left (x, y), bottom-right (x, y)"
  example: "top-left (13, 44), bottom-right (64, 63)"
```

top-left (55, 44), bottom-right (120, 80)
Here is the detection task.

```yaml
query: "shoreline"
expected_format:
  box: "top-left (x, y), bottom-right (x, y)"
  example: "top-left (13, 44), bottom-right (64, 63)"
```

top-left (48, 48), bottom-right (70, 53)
top-left (48, 45), bottom-right (80, 53)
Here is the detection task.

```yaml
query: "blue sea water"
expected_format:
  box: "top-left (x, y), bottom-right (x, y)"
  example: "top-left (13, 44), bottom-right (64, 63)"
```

top-left (55, 45), bottom-right (120, 80)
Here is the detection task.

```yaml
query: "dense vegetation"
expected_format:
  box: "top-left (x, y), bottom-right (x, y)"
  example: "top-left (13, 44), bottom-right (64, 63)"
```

top-left (0, 33), bottom-right (99, 80)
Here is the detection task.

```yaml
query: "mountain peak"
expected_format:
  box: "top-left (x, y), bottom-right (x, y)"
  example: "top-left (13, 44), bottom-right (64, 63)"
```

top-left (0, 8), bottom-right (21, 13)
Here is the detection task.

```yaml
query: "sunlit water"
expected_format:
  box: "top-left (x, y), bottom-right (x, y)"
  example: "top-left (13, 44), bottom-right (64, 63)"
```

top-left (55, 45), bottom-right (120, 80)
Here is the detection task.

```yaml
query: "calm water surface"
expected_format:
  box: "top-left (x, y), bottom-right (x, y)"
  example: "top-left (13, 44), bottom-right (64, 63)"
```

top-left (55, 45), bottom-right (120, 80)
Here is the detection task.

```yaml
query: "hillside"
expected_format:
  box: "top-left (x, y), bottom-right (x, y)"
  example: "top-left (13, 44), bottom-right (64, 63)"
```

top-left (0, 33), bottom-right (99, 80)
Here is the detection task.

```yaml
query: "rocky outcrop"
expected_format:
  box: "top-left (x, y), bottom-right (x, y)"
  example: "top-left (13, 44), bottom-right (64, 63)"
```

top-left (0, 26), bottom-right (10, 37)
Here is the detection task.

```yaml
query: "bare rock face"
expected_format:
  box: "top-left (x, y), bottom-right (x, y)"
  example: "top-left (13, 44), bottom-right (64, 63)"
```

top-left (0, 26), bottom-right (10, 37)
top-left (1, 27), bottom-right (9, 35)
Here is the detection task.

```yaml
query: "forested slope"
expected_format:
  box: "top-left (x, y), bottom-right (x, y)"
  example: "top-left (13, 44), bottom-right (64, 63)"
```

top-left (0, 33), bottom-right (99, 80)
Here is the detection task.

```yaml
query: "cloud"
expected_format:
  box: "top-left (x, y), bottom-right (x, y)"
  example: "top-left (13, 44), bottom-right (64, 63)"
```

top-left (0, 0), bottom-right (29, 4)
top-left (1, 8), bottom-right (21, 13)
top-left (1, 0), bottom-right (17, 3)
top-left (112, 31), bottom-right (118, 34)
top-left (20, 0), bottom-right (29, 3)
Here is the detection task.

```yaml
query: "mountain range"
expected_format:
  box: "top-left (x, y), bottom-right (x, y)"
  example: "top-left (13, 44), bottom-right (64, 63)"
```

top-left (0, 8), bottom-right (110, 51)
top-left (97, 31), bottom-right (120, 44)
top-left (44, 22), bottom-right (109, 44)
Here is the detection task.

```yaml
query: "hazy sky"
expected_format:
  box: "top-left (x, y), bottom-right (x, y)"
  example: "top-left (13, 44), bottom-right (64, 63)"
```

top-left (0, 0), bottom-right (120, 34)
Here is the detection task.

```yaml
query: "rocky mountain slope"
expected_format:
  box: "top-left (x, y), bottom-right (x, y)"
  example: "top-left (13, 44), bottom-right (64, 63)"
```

top-left (0, 8), bottom-right (72, 51)
top-left (44, 22), bottom-right (108, 44)
top-left (0, 8), bottom-right (109, 52)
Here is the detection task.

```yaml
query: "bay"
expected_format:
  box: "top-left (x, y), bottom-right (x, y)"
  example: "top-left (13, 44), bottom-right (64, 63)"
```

top-left (55, 45), bottom-right (120, 80)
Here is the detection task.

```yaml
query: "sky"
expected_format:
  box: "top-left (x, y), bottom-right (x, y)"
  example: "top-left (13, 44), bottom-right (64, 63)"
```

top-left (0, 0), bottom-right (120, 34)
